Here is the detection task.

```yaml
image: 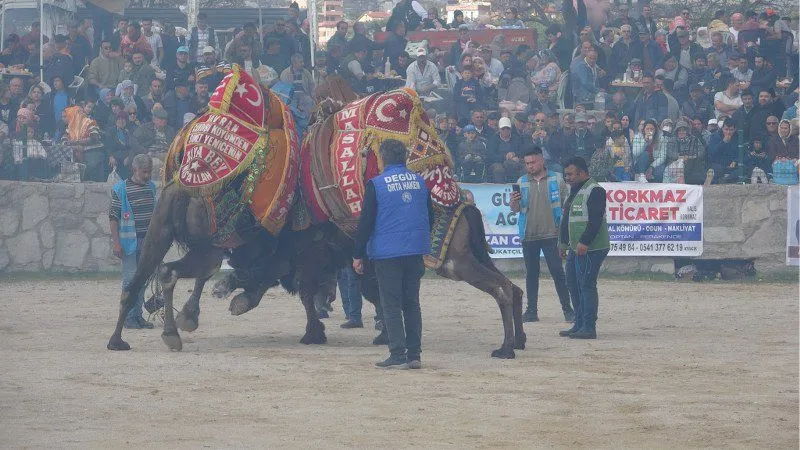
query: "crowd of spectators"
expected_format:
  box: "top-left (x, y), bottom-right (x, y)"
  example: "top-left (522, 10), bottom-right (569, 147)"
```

top-left (323, 0), bottom-right (799, 185)
top-left (0, 4), bottom-right (316, 183)
top-left (0, 0), bottom-right (797, 186)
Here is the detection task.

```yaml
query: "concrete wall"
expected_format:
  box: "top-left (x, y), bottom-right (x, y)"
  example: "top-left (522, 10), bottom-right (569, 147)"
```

top-left (0, 181), bottom-right (793, 275)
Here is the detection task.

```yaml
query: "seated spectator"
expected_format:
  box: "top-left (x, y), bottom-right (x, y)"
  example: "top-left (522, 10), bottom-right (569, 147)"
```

top-left (487, 117), bottom-right (525, 182)
top-left (707, 118), bottom-right (740, 183)
top-left (673, 119), bottom-right (707, 184)
top-left (528, 87), bottom-right (558, 115)
top-left (571, 49), bottom-right (600, 108)
top-left (732, 89), bottom-right (757, 138)
top-left (120, 22), bottom-right (154, 62)
top-left (340, 41), bottom-right (369, 94)
top-left (686, 54), bottom-right (709, 88)
top-left (609, 130), bottom-right (633, 181)
top-left (422, 8), bottom-right (448, 30)
top-left (62, 104), bottom-right (103, 180)
top-left (703, 118), bottom-right (719, 143)
top-left (662, 54), bottom-right (689, 101)
top-left (42, 77), bottom-right (72, 136)
top-left (116, 80), bottom-right (147, 121)
top-left (631, 73), bottom-right (668, 123)
top-left (531, 49), bottom-right (561, 99)
top-left (682, 84), bottom-right (714, 124)
top-left (730, 55), bottom-right (753, 86)
top-left (131, 50), bottom-right (156, 97)
top-left (746, 134), bottom-right (770, 178)
top-left (749, 55), bottom-right (777, 96)
top-left (280, 53), bottom-right (315, 96)
top-left (1, 34), bottom-right (29, 67)
top-left (104, 112), bottom-right (132, 179)
top-left (12, 123), bottom-right (48, 180)
top-left (231, 41), bottom-right (262, 86)
top-left (452, 65), bottom-right (483, 125)
top-left (714, 75), bottom-right (743, 118)
top-left (383, 22), bottom-right (408, 72)
top-left (130, 107), bottom-right (176, 166)
top-left (142, 78), bottom-right (165, 121)
top-left (608, 90), bottom-right (632, 119)
top-left (117, 59), bottom-right (135, 84)
top-left (191, 79), bottom-right (211, 115)
top-left (167, 46), bottom-right (195, 90)
top-left (162, 78), bottom-right (192, 129)
top-left (43, 39), bottom-right (74, 89)
top-left (88, 39), bottom-right (122, 95)
top-left (767, 119), bottom-right (800, 162)
top-left (500, 7), bottom-right (525, 28)
top-left (632, 118), bottom-right (659, 178)
top-left (405, 48), bottom-right (441, 95)
top-left (456, 124), bottom-right (488, 182)
top-left (479, 46), bottom-right (504, 79)
top-left (589, 139), bottom-right (615, 182)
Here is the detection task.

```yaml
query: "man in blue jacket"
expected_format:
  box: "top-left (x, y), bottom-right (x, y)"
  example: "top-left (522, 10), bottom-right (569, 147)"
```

top-left (109, 154), bottom-right (156, 329)
top-left (353, 139), bottom-right (434, 369)
top-left (510, 147), bottom-right (573, 322)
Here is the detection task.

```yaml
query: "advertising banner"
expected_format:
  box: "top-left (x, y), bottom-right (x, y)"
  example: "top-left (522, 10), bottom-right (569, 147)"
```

top-left (462, 182), bottom-right (703, 258)
top-left (787, 186), bottom-right (799, 266)
top-left (460, 183), bottom-right (521, 258)
top-left (601, 183), bottom-right (703, 257)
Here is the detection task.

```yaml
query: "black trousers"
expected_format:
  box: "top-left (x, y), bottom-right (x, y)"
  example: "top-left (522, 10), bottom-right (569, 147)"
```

top-left (373, 255), bottom-right (425, 359)
top-left (521, 237), bottom-right (573, 314)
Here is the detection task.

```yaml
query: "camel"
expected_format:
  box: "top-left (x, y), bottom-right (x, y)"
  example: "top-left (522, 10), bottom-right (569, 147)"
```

top-left (107, 77), bottom-right (526, 359)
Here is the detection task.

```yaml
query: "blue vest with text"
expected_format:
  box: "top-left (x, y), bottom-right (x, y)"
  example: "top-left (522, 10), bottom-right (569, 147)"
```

top-left (367, 164), bottom-right (431, 259)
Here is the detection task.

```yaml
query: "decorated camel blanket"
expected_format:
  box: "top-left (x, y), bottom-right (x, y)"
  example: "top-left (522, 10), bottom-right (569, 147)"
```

top-left (164, 65), bottom-right (300, 245)
top-left (300, 88), bottom-right (462, 268)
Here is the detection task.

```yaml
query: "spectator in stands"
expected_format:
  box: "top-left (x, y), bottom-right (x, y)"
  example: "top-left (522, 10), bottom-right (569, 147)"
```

top-left (635, 28), bottom-right (663, 73)
top-left (545, 24), bottom-right (572, 72)
top-left (116, 79), bottom-right (146, 121)
top-left (767, 119), bottom-right (800, 161)
top-left (1, 34), bottom-right (28, 68)
top-left (608, 90), bottom-right (632, 119)
top-left (189, 13), bottom-right (216, 64)
top-left (130, 50), bottom-right (156, 97)
top-left (632, 118), bottom-right (659, 177)
top-left (88, 39), bottom-right (122, 96)
top-left (449, 10), bottom-right (466, 29)
top-left (749, 55), bottom-right (777, 96)
top-left (328, 20), bottom-right (349, 51)
top-left (340, 41), bottom-right (369, 94)
top-left (167, 46), bottom-right (195, 90)
top-left (632, 73), bottom-right (668, 123)
top-left (674, 119), bottom-right (707, 184)
top-left (384, 22), bottom-right (408, 72)
top-left (130, 107), bottom-right (176, 162)
top-left (195, 46), bottom-right (231, 92)
top-left (435, 114), bottom-right (460, 155)
top-left (660, 78), bottom-right (680, 123)
top-left (191, 79), bottom-right (211, 115)
top-left (501, 7), bottom-right (525, 29)
top-left (386, 0), bottom-right (422, 33)
top-left (160, 23), bottom-right (181, 73)
top-left (682, 84), bottom-right (714, 124)
top-left (714, 76), bottom-right (743, 118)
top-left (45, 38), bottom-right (75, 89)
top-left (232, 41), bottom-right (262, 85)
top-left (447, 26), bottom-right (471, 68)
top-left (571, 48), bottom-right (600, 108)
top-left (348, 22), bottom-right (376, 67)
top-left (662, 54), bottom-right (689, 101)
top-left (670, 28), bottom-right (703, 71)
top-left (105, 112), bottom-right (131, 179)
top-left (529, 87), bottom-right (558, 115)
top-left (264, 19), bottom-right (295, 65)
top-left (732, 89), bottom-right (756, 138)
top-left (405, 48), bottom-right (441, 95)
top-left (456, 124), bottom-right (488, 182)
top-left (487, 117), bottom-right (525, 182)
top-left (635, 3), bottom-right (657, 39)
top-left (687, 54), bottom-right (710, 88)
top-left (708, 118), bottom-right (740, 183)
top-left (121, 22), bottom-right (153, 62)
top-left (423, 8), bottom-right (448, 30)
top-left (142, 78), bottom-right (165, 120)
top-left (746, 134), bottom-right (771, 178)
top-left (111, 18), bottom-right (128, 52)
top-left (280, 53), bottom-right (315, 97)
top-left (141, 18), bottom-right (163, 68)
top-left (162, 78), bottom-right (192, 130)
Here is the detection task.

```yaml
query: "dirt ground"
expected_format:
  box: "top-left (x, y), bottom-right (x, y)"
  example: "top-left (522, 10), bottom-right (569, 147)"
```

top-left (0, 275), bottom-right (797, 448)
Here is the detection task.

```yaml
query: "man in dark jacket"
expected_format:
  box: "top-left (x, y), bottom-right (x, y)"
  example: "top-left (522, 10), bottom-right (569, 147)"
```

top-left (669, 28), bottom-right (704, 70)
top-left (188, 13), bottom-right (216, 64)
top-left (545, 23), bottom-right (573, 72)
top-left (383, 21), bottom-right (408, 71)
top-left (386, 0), bottom-right (422, 33)
top-left (353, 139), bottom-right (433, 369)
top-left (264, 19), bottom-right (296, 65)
top-left (707, 118), bottom-right (740, 183)
top-left (632, 73), bottom-right (668, 123)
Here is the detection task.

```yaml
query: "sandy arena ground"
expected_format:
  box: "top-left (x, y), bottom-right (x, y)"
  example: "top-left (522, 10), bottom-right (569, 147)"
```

top-left (0, 276), bottom-right (797, 448)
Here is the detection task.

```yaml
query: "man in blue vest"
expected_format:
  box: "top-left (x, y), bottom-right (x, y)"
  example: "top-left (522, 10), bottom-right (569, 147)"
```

top-left (509, 147), bottom-right (574, 323)
top-left (353, 139), bottom-right (434, 369)
top-left (558, 156), bottom-right (610, 339)
top-left (109, 154), bottom-right (157, 329)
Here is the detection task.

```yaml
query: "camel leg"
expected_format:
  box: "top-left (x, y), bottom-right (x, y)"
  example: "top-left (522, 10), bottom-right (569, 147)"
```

top-left (297, 268), bottom-right (332, 345)
top-left (107, 213), bottom-right (174, 351)
top-left (437, 256), bottom-right (517, 359)
top-left (176, 247), bottom-right (225, 332)
top-left (159, 246), bottom-right (221, 351)
top-left (484, 259), bottom-right (526, 350)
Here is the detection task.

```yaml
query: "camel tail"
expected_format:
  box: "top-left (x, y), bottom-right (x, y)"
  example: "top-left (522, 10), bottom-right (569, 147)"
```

top-left (462, 204), bottom-right (492, 265)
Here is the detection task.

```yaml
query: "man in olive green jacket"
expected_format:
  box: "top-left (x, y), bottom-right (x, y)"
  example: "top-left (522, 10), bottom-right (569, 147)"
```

top-left (558, 156), bottom-right (610, 339)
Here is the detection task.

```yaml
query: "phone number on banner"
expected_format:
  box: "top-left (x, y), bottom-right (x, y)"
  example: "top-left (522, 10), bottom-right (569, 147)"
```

top-left (609, 241), bottom-right (701, 255)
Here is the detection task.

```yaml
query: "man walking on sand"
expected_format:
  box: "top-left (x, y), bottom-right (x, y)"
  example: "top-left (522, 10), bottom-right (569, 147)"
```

top-left (110, 154), bottom-right (156, 329)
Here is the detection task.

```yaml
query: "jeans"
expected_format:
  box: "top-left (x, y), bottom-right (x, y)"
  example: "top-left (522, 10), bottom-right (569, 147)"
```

top-left (521, 238), bottom-right (572, 314)
top-left (374, 255), bottom-right (425, 359)
top-left (122, 238), bottom-right (145, 323)
top-left (565, 248), bottom-right (609, 332)
top-left (337, 266), bottom-right (362, 321)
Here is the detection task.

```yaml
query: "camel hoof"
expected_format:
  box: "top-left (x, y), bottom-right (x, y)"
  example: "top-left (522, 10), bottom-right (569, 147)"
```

top-left (176, 312), bottom-right (199, 332)
top-left (300, 324), bottom-right (327, 345)
top-left (229, 293), bottom-right (255, 316)
top-left (212, 277), bottom-right (234, 299)
top-left (161, 332), bottom-right (183, 351)
top-left (514, 332), bottom-right (527, 350)
top-left (107, 336), bottom-right (131, 351)
top-left (491, 347), bottom-right (515, 359)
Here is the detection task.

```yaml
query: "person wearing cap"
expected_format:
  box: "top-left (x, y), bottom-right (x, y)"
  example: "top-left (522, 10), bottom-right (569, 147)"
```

top-left (669, 27), bottom-right (703, 70)
top-left (130, 105), bottom-right (177, 162)
top-left (456, 124), bottom-right (488, 181)
top-left (479, 46), bottom-right (504, 79)
top-left (189, 12), bottom-right (216, 63)
top-left (682, 83), bottom-right (714, 123)
top-left (634, 27), bottom-right (664, 73)
top-left (405, 47), bottom-right (441, 95)
top-left (167, 46), bottom-right (195, 91)
top-left (195, 45), bottom-right (231, 92)
top-left (162, 77), bottom-right (192, 130)
top-left (703, 118), bottom-right (719, 142)
top-left (487, 117), bottom-right (525, 182)
top-left (88, 39), bottom-right (122, 94)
